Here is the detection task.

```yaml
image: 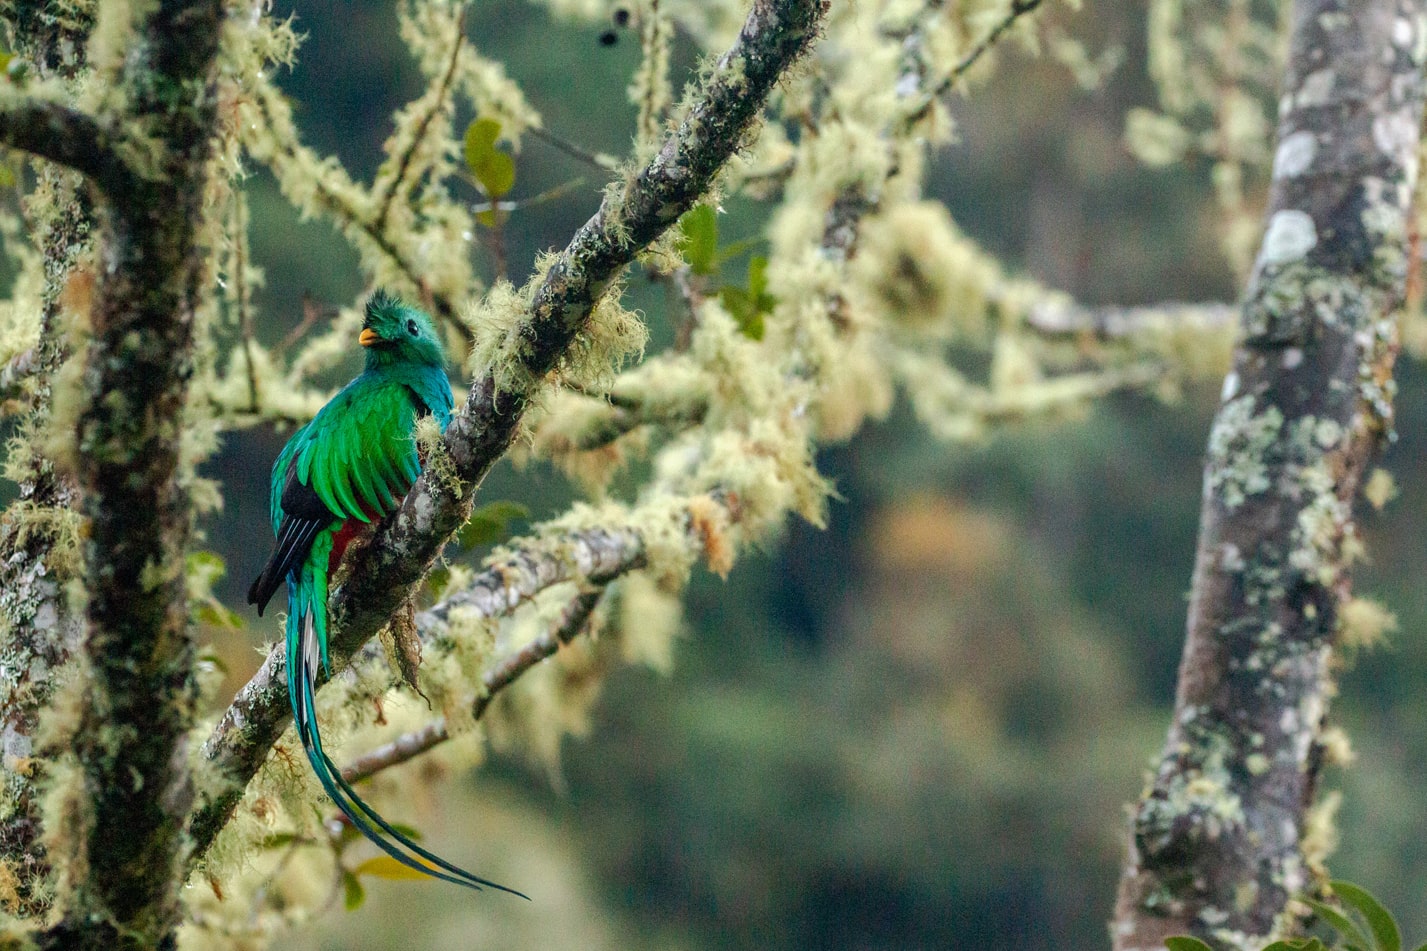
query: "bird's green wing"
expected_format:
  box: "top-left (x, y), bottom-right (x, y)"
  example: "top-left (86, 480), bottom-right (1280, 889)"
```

top-left (292, 379), bottom-right (421, 523)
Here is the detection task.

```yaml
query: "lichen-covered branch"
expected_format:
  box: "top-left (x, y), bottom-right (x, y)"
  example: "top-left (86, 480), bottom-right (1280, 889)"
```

top-left (0, 92), bottom-right (129, 196)
top-left (1025, 298), bottom-right (1237, 341)
top-left (342, 586), bottom-right (606, 783)
top-left (190, 0), bottom-right (827, 864)
top-left (196, 521), bottom-right (646, 836)
top-left (1112, 1), bottom-right (1427, 947)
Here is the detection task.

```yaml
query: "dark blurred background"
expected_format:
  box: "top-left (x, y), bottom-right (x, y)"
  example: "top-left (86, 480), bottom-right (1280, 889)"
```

top-left (192, 1), bottom-right (1427, 947)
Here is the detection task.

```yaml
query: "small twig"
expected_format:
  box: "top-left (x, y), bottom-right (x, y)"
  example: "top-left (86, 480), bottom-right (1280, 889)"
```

top-left (232, 191), bottom-right (259, 412)
top-left (1024, 298), bottom-right (1237, 340)
top-left (279, 293), bottom-right (336, 353)
top-left (950, 0), bottom-right (1042, 83)
top-left (479, 198), bottom-right (509, 282)
top-left (370, 6), bottom-right (466, 236)
top-left (903, 0), bottom-right (1045, 127)
top-left (524, 124), bottom-right (619, 171)
top-left (469, 176), bottom-right (586, 215)
top-left (342, 589), bottom-right (604, 783)
top-left (669, 266), bottom-right (703, 351)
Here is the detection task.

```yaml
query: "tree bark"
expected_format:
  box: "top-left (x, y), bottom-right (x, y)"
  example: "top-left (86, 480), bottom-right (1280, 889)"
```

top-left (0, 3), bottom-right (95, 920)
top-left (1113, 1), bottom-right (1427, 947)
top-left (0, 1), bottom-right (229, 947)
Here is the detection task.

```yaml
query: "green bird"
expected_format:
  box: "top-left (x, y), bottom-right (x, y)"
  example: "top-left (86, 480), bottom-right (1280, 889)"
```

top-left (248, 290), bottom-right (524, 897)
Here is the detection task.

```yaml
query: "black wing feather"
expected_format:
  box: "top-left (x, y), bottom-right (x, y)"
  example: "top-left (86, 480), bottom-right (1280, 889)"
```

top-left (247, 463), bottom-right (337, 614)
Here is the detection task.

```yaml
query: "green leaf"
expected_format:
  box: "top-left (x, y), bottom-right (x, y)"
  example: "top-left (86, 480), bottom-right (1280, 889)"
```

top-left (0, 51), bottom-right (12, 74)
top-left (1332, 880), bottom-right (1401, 951)
top-left (676, 205), bottom-right (718, 275)
top-left (747, 254), bottom-right (769, 298)
top-left (458, 500), bottom-right (529, 548)
top-left (196, 602), bottom-right (244, 629)
top-left (342, 869), bottom-right (366, 910)
top-left (1165, 938), bottom-right (1214, 951)
top-left (718, 285), bottom-right (764, 340)
top-left (1303, 898), bottom-right (1373, 950)
top-left (463, 117), bottom-right (500, 168)
top-left (354, 856), bottom-right (435, 881)
top-left (478, 152), bottom-right (516, 199)
top-left (387, 822), bottom-right (423, 841)
top-left (717, 257), bottom-right (774, 341)
top-left (259, 832), bottom-right (300, 850)
top-left (463, 118), bottom-right (516, 198)
top-left (0, 164), bottom-right (15, 188)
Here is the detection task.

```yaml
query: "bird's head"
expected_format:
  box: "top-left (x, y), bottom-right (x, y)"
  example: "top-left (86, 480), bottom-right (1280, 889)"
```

top-left (359, 290), bottom-right (446, 368)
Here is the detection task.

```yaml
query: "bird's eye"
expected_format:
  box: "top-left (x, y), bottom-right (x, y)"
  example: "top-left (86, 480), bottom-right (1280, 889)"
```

top-left (406, 319), bottom-right (419, 336)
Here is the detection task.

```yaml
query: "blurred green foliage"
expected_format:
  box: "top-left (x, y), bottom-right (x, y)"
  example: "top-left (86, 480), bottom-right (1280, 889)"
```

top-left (194, 0), bottom-right (1427, 948)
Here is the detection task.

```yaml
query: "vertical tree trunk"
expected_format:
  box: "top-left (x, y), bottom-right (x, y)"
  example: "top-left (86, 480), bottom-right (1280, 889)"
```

top-left (0, 1), bottom-right (229, 947)
top-left (0, 5), bottom-right (95, 919)
top-left (1113, 1), bottom-right (1427, 947)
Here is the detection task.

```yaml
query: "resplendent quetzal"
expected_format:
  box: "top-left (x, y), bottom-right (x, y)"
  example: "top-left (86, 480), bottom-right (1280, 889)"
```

top-left (248, 290), bottom-right (524, 897)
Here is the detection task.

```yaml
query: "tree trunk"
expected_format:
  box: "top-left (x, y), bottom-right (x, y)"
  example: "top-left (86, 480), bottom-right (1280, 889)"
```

top-left (1113, 0), bottom-right (1427, 946)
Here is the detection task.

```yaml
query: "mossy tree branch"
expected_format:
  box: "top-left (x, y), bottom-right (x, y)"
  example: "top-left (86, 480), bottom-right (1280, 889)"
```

top-left (1112, 0), bottom-right (1427, 946)
top-left (0, 93), bottom-right (131, 196)
top-left (190, 0), bottom-right (828, 865)
top-left (341, 582), bottom-right (612, 783)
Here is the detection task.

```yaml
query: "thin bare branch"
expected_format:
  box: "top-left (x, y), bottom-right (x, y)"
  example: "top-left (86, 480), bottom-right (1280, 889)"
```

top-left (525, 124), bottom-right (619, 170)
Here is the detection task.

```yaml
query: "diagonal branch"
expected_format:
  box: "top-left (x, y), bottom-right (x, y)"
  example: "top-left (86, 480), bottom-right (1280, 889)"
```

top-left (192, 29), bottom-right (819, 853)
top-left (0, 92), bottom-right (131, 196)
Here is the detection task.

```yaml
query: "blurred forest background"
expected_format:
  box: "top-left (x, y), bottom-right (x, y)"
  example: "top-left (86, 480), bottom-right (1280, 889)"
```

top-left (180, 0), bottom-right (1427, 948)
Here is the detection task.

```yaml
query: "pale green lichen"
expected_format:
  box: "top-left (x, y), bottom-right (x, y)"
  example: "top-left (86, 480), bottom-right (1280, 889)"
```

top-left (1338, 596), bottom-right (1397, 651)
top-left (463, 277), bottom-right (535, 391)
top-left (414, 415), bottom-right (462, 498)
top-left (1207, 396), bottom-right (1283, 509)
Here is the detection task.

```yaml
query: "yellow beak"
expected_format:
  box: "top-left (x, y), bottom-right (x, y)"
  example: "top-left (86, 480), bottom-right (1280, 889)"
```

top-left (359, 328), bottom-right (380, 347)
